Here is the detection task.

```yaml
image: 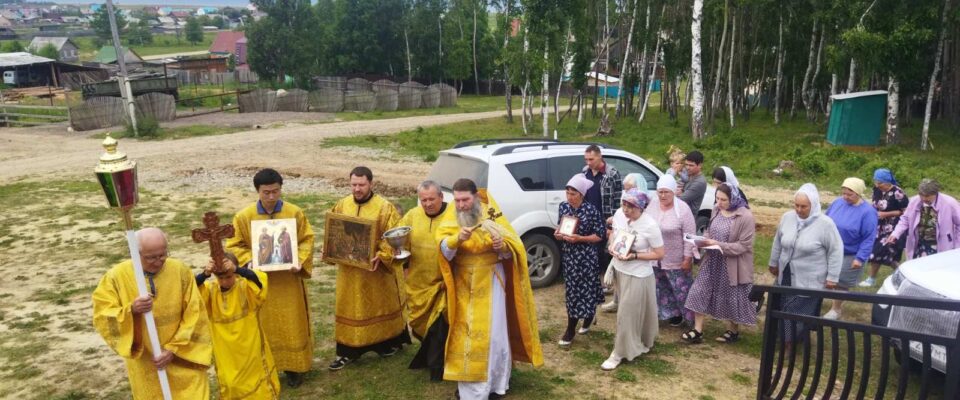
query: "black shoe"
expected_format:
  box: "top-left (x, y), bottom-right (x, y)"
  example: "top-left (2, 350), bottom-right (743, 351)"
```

top-left (668, 316), bottom-right (684, 327)
top-left (285, 371), bottom-right (304, 388)
top-left (378, 346), bottom-right (400, 357)
top-left (489, 392), bottom-right (506, 399)
top-left (328, 356), bottom-right (352, 371)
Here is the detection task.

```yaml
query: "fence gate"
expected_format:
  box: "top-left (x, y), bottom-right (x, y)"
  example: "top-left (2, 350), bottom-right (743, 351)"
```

top-left (752, 284), bottom-right (960, 400)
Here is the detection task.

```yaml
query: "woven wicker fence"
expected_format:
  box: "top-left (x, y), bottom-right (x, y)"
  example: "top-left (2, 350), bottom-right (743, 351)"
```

top-left (70, 96), bottom-right (127, 131)
top-left (134, 92), bottom-right (176, 122)
top-left (238, 88), bottom-right (278, 113)
top-left (276, 89), bottom-right (309, 112)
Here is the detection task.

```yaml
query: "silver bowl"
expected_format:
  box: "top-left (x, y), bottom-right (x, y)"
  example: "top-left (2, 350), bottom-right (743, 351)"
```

top-left (383, 226), bottom-right (412, 260)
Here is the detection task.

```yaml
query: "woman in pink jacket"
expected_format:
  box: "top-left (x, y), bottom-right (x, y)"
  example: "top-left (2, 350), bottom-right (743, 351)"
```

top-left (885, 179), bottom-right (960, 259)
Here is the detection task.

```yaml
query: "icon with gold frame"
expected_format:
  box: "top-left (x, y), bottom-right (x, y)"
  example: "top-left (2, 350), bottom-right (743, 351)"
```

top-left (322, 213), bottom-right (378, 270)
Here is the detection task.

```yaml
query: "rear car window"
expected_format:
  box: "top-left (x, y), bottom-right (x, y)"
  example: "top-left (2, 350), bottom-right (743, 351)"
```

top-left (547, 155), bottom-right (586, 190)
top-left (606, 156), bottom-right (659, 190)
top-left (428, 153), bottom-right (488, 189)
top-left (506, 159), bottom-right (547, 191)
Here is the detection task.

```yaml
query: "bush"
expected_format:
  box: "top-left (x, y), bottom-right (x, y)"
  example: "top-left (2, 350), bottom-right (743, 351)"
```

top-left (797, 149), bottom-right (829, 176)
top-left (125, 116), bottom-right (160, 137)
top-left (840, 152), bottom-right (866, 172)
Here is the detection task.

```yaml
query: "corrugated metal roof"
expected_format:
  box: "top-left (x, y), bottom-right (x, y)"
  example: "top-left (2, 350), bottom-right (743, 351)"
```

top-left (28, 36), bottom-right (71, 51)
top-left (0, 52), bottom-right (54, 67)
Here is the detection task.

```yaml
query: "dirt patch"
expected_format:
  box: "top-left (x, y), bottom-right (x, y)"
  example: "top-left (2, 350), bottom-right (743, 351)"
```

top-left (167, 111), bottom-right (335, 129)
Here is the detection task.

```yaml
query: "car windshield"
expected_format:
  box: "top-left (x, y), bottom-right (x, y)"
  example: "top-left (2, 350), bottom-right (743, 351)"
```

top-left (428, 153), bottom-right (488, 190)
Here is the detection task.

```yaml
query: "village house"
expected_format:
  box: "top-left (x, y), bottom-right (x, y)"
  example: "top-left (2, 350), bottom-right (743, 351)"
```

top-left (27, 37), bottom-right (80, 63)
top-left (209, 31), bottom-right (246, 67)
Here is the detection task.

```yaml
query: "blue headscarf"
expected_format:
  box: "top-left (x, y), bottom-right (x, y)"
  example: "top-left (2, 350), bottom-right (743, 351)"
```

top-left (873, 168), bottom-right (898, 187)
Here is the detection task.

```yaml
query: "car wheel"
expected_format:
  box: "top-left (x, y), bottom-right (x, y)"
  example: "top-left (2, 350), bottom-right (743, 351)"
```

top-left (524, 233), bottom-right (561, 288)
top-left (696, 214), bottom-right (711, 236)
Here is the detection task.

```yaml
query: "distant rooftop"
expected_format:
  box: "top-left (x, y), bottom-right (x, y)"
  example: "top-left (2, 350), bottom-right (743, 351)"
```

top-left (0, 52), bottom-right (54, 67)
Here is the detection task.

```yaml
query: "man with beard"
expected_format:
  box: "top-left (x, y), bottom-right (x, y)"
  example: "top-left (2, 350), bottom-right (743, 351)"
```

top-left (391, 180), bottom-right (454, 381)
top-left (328, 166), bottom-right (409, 370)
top-left (436, 178), bottom-right (543, 399)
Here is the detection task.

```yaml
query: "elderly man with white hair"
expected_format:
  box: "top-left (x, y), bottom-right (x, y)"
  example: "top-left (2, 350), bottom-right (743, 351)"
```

top-left (92, 227), bottom-right (213, 400)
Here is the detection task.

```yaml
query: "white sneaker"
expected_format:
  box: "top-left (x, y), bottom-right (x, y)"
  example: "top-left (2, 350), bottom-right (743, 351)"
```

top-left (601, 301), bottom-right (618, 313)
top-left (577, 327), bottom-right (590, 335)
top-left (600, 355), bottom-right (621, 371)
top-left (823, 309), bottom-right (841, 320)
top-left (858, 277), bottom-right (876, 287)
top-left (558, 338), bottom-right (572, 346)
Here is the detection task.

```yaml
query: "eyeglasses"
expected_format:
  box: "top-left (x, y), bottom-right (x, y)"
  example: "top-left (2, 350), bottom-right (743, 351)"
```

top-left (142, 252), bottom-right (167, 263)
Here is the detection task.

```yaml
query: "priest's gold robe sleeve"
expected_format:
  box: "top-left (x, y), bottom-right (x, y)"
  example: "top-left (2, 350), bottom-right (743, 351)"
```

top-left (92, 270), bottom-right (143, 359)
top-left (375, 202), bottom-right (401, 273)
top-left (226, 210), bottom-right (253, 268)
top-left (163, 271), bottom-right (212, 366)
top-left (294, 208), bottom-right (315, 279)
top-left (246, 270), bottom-right (269, 308)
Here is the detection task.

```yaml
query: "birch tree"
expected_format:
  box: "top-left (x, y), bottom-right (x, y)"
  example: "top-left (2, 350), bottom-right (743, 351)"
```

top-left (921, 0), bottom-right (952, 151)
top-left (774, 11), bottom-right (784, 125)
top-left (726, 9), bottom-right (736, 128)
top-left (690, 0), bottom-right (706, 139)
top-left (615, 0), bottom-right (638, 117)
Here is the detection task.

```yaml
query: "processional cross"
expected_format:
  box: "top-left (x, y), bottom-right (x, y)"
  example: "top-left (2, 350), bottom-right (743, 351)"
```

top-left (191, 212), bottom-right (235, 272)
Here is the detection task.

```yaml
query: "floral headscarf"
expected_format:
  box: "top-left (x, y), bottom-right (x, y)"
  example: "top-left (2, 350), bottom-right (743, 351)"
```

top-left (720, 182), bottom-right (747, 211)
top-left (621, 188), bottom-right (650, 210)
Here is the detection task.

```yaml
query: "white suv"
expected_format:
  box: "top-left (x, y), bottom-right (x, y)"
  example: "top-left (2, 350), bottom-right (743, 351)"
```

top-left (427, 139), bottom-right (715, 288)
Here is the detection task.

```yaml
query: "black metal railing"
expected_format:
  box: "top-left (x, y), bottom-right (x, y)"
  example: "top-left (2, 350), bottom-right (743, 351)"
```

top-left (752, 284), bottom-right (960, 399)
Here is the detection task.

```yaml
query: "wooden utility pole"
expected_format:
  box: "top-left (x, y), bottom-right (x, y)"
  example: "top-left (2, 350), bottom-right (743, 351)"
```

top-left (105, 0), bottom-right (138, 136)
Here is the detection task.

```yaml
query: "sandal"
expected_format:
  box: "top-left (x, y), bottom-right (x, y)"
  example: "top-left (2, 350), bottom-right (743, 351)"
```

top-left (716, 330), bottom-right (740, 343)
top-left (681, 329), bottom-right (703, 344)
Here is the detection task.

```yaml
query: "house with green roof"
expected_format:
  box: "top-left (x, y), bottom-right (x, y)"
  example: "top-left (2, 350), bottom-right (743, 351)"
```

top-left (92, 46), bottom-right (144, 68)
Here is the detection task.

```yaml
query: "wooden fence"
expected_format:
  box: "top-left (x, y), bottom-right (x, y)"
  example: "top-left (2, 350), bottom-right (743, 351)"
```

top-left (0, 104), bottom-right (69, 127)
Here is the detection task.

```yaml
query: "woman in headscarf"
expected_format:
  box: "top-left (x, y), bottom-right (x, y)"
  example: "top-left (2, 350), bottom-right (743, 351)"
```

top-left (554, 173), bottom-right (606, 347)
top-left (600, 189), bottom-right (664, 371)
top-left (682, 182), bottom-right (757, 344)
top-left (647, 174), bottom-right (697, 327)
top-left (823, 177), bottom-right (878, 320)
top-left (712, 166), bottom-right (749, 207)
top-left (601, 173), bottom-right (648, 313)
top-left (885, 179), bottom-right (960, 259)
top-left (860, 169), bottom-right (909, 287)
top-left (768, 183), bottom-right (843, 346)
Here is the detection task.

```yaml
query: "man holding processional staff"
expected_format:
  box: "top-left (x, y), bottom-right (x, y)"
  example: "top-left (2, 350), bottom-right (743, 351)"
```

top-left (91, 136), bottom-right (212, 400)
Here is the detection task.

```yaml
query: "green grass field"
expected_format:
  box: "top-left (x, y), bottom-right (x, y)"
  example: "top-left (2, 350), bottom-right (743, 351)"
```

top-left (324, 105), bottom-right (960, 194)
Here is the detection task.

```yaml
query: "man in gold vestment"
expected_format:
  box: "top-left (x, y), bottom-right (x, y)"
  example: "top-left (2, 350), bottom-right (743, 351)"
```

top-left (436, 179), bottom-right (543, 399)
top-left (328, 166), bottom-right (410, 370)
top-left (393, 180), bottom-right (453, 381)
top-left (92, 228), bottom-right (212, 400)
top-left (225, 168), bottom-right (315, 387)
top-left (197, 253), bottom-right (280, 399)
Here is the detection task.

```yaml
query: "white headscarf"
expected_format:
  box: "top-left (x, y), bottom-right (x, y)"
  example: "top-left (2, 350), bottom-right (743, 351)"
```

top-left (795, 183), bottom-right (821, 227)
top-left (656, 174), bottom-right (682, 218)
top-left (720, 166), bottom-right (740, 187)
top-left (623, 173), bottom-right (647, 192)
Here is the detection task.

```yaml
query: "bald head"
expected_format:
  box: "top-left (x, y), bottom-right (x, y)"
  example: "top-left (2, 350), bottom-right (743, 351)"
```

top-left (136, 227), bottom-right (167, 250)
top-left (136, 227), bottom-right (169, 273)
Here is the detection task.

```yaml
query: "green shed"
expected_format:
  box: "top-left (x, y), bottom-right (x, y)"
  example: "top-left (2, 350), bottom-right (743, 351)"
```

top-left (826, 90), bottom-right (887, 146)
